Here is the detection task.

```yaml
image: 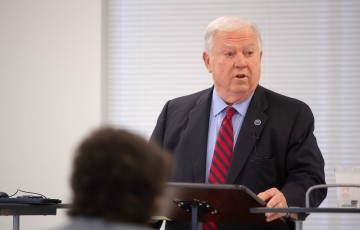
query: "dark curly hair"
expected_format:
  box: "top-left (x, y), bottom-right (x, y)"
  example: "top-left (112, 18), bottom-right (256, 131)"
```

top-left (68, 126), bottom-right (171, 225)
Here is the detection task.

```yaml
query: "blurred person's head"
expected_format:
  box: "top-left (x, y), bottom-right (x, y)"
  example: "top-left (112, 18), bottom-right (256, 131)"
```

top-left (202, 16), bottom-right (262, 104)
top-left (68, 126), bottom-right (171, 225)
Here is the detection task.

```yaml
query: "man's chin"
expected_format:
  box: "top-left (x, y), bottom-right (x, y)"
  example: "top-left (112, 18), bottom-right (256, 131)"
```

top-left (222, 90), bottom-right (253, 104)
top-left (231, 86), bottom-right (252, 95)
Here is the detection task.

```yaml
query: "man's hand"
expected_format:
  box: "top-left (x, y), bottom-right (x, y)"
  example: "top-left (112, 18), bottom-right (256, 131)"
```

top-left (258, 188), bottom-right (289, 222)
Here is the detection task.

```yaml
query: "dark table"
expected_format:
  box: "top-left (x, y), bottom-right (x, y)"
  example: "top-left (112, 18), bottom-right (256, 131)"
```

top-left (250, 207), bottom-right (360, 230)
top-left (0, 203), bottom-right (71, 230)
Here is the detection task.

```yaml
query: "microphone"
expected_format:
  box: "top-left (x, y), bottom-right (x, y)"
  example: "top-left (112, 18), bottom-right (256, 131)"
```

top-left (250, 132), bottom-right (262, 163)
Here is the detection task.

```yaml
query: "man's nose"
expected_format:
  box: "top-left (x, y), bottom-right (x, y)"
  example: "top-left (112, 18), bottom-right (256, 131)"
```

top-left (234, 54), bottom-right (247, 68)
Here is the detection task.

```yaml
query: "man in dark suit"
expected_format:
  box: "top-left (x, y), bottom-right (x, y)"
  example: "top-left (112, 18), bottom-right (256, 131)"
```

top-left (151, 16), bottom-right (326, 230)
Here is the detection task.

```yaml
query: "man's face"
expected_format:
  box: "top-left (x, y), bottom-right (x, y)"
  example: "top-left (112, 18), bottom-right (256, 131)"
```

top-left (203, 28), bottom-right (262, 104)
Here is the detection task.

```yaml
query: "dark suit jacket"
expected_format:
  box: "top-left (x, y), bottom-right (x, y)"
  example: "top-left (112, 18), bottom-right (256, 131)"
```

top-left (151, 85), bottom-right (327, 230)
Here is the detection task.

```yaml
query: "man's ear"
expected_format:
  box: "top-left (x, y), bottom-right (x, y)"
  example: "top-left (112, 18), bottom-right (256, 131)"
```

top-left (202, 52), bottom-right (212, 73)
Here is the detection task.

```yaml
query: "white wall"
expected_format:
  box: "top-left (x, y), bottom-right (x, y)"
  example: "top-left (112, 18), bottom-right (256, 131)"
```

top-left (0, 0), bottom-right (103, 229)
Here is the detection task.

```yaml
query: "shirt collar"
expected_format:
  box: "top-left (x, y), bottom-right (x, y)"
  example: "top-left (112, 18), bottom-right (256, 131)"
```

top-left (211, 89), bottom-right (254, 117)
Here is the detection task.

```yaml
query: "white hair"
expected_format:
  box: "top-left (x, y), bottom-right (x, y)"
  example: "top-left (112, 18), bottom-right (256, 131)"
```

top-left (204, 16), bottom-right (262, 53)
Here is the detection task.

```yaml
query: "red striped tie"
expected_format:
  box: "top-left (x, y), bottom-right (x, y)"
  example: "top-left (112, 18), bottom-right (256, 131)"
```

top-left (204, 106), bottom-right (236, 230)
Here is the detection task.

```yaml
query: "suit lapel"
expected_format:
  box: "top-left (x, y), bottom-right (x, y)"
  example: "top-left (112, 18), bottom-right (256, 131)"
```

top-left (226, 86), bottom-right (268, 184)
top-left (187, 88), bottom-right (213, 183)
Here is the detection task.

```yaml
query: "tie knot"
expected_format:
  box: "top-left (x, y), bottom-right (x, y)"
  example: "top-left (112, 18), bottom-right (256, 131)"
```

top-left (225, 106), bottom-right (236, 119)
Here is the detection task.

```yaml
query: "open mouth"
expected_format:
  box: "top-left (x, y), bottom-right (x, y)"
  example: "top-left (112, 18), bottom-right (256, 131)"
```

top-left (235, 74), bottom-right (246, 79)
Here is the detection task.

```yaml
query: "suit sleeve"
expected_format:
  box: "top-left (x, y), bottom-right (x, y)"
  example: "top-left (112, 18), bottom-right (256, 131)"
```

top-left (149, 102), bottom-right (170, 229)
top-left (150, 101), bottom-right (170, 146)
top-left (282, 104), bottom-right (327, 208)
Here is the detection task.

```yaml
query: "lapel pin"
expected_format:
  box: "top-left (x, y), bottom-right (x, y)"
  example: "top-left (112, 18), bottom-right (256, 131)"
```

top-left (254, 119), bottom-right (261, 126)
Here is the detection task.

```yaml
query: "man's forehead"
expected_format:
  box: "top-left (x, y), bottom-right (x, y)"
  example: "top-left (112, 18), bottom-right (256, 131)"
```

top-left (216, 37), bottom-right (259, 52)
top-left (221, 42), bottom-right (257, 49)
top-left (214, 30), bottom-right (257, 42)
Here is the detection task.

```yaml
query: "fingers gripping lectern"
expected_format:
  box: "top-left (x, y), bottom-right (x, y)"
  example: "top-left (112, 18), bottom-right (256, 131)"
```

top-left (155, 183), bottom-right (288, 230)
